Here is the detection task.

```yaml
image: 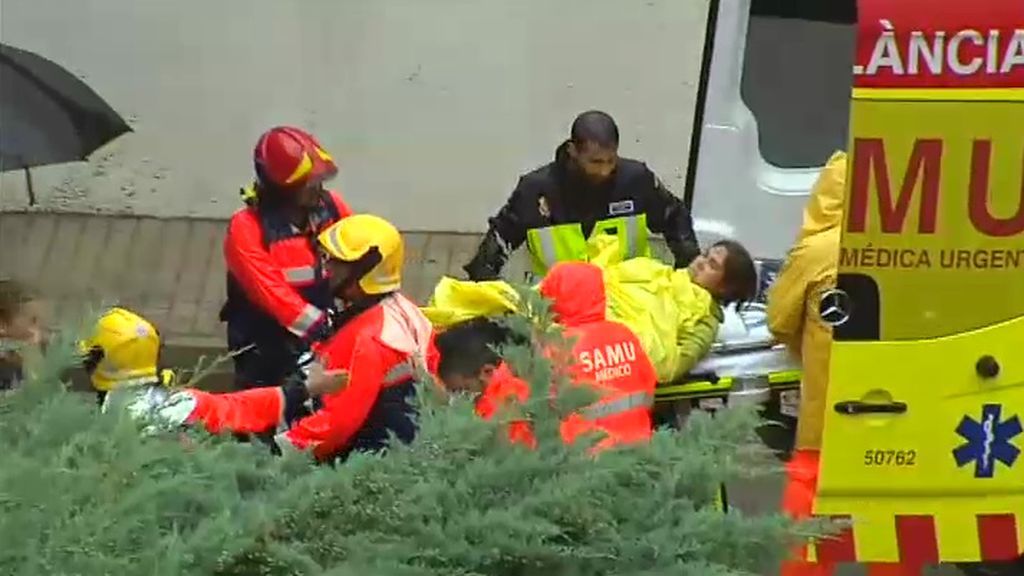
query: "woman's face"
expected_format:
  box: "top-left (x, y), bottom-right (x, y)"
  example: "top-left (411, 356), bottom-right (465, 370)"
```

top-left (688, 245), bottom-right (729, 297)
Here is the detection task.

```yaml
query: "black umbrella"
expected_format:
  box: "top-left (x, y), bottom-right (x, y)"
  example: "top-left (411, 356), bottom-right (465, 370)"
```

top-left (0, 42), bottom-right (131, 205)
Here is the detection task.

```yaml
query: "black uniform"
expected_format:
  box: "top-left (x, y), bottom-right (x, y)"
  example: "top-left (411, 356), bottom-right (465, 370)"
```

top-left (464, 142), bottom-right (701, 280)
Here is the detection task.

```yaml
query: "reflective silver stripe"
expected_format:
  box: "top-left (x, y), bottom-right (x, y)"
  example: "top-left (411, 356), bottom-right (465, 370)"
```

top-left (283, 266), bottom-right (316, 284)
top-left (622, 215), bottom-right (641, 258)
top-left (581, 391), bottom-right (654, 420)
top-left (383, 360), bottom-right (417, 386)
top-left (323, 230), bottom-right (348, 259)
top-left (532, 227), bottom-right (559, 269)
top-left (288, 304), bottom-right (324, 336)
top-left (493, 231), bottom-right (512, 256)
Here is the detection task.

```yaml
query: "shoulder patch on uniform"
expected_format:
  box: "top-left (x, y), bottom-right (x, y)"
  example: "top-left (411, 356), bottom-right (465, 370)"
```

top-left (608, 200), bottom-right (635, 216)
top-left (538, 195), bottom-right (551, 218)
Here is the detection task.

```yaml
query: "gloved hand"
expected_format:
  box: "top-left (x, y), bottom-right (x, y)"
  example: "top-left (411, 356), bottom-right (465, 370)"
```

top-left (463, 232), bottom-right (507, 281)
top-left (306, 312), bottom-right (332, 343)
top-left (280, 351), bottom-right (347, 425)
top-left (304, 360), bottom-right (348, 397)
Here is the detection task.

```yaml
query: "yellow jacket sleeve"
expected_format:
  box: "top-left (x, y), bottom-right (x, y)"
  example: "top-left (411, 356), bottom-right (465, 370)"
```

top-left (675, 311), bottom-right (721, 378)
top-left (767, 247), bottom-right (813, 355)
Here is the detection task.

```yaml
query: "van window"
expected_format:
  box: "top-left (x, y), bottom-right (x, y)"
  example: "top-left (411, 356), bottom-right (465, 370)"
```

top-left (741, 0), bottom-right (857, 168)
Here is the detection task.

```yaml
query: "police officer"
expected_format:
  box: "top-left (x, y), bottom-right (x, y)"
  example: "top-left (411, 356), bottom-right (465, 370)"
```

top-left (221, 127), bottom-right (353, 390)
top-left (463, 110), bottom-right (700, 280)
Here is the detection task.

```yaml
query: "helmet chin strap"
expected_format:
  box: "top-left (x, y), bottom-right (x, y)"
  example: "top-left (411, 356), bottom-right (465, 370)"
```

top-left (331, 247), bottom-right (383, 301)
top-left (331, 292), bottom-right (390, 331)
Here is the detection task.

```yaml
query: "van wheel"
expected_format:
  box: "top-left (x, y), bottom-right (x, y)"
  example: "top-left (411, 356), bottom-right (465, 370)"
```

top-left (957, 558), bottom-right (1024, 576)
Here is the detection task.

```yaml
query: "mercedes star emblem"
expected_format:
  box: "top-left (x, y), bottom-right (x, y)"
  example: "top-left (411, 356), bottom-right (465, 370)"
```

top-left (818, 288), bottom-right (852, 327)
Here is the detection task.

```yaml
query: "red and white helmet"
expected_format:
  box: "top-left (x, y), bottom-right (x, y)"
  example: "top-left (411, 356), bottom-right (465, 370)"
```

top-left (253, 126), bottom-right (338, 190)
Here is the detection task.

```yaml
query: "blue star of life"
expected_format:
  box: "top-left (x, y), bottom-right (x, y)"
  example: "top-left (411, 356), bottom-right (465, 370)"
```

top-left (953, 404), bottom-right (1022, 479)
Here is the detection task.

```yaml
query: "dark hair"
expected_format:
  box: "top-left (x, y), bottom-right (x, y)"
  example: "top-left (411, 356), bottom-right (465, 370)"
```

top-left (0, 279), bottom-right (36, 325)
top-left (713, 240), bottom-right (758, 309)
top-left (570, 110), bottom-right (619, 149)
top-left (435, 317), bottom-right (516, 381)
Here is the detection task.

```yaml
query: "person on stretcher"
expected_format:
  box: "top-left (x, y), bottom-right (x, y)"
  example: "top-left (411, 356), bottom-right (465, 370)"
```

top-left (425, 238), bottom-right (758, 383)
top-left (607, 238), bottom-right (759, 381)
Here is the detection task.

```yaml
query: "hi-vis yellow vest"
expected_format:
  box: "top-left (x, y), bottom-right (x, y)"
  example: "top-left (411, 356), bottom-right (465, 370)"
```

top-left (525, 214), bottom-right (650, 276)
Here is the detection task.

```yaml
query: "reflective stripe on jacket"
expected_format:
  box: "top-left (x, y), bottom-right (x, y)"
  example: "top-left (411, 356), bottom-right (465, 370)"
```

top-left (526, 214), bottom-right (651, 276)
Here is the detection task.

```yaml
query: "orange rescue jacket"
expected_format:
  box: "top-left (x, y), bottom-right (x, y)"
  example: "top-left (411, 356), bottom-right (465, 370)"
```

top-left (477, 262), bottom-right (657, 452)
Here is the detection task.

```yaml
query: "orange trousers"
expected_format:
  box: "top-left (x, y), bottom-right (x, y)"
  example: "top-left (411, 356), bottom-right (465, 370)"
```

top-left (780, 450), bottom-right (922, 576)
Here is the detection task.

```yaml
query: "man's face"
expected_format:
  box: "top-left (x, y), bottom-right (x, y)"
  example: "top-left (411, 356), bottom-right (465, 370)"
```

top-left (441, 364), bottom-right (497, 396)
top-left (688, 245), bottom-right (729, 297)
top-left (294, 181), bottom-right (325, 210)
top-left (325, 259), bottom-right (358, 299)
top-left (568, 141), bottom-right (618, 185)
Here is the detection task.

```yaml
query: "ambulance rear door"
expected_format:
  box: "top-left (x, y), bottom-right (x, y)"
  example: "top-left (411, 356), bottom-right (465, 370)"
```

top-left (813, 0), bottom-right (1024, 565)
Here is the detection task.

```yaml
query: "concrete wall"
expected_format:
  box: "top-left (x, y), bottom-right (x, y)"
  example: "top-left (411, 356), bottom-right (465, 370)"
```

top-left (0, 0), bottom-right (708, 231)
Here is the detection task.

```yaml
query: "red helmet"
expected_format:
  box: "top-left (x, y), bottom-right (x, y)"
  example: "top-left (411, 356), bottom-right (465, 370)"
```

top-left (253, 126), bottom-right (338, 189)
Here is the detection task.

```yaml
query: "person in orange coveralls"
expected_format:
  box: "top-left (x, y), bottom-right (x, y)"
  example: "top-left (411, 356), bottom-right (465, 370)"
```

top-left (81, 306), bottom-right (355, 459)
top-left (85, 214), bottom-right (436, 462)
top-left (441, 262), bottom-right (657, 451)
top-left (304, 213), bottom-right (438, 457)
top-left (221, 126), bottom-right (353, 390)
top-left (434, 317), bottom-right (537, 448)
top-left (768, 152), bottom-right (916, 576)
top-left (542, 261), bottom-right (658, 451)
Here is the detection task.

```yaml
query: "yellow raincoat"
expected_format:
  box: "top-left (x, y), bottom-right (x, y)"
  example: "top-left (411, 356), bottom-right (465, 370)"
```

top-left (766, 151), bottom-right (847, 451)
top-left (423, 235), bottom-right (720, 382)
top-left (602, 256), bottom-right (721, 382)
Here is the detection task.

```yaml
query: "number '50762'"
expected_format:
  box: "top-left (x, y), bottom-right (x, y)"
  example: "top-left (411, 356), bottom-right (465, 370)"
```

top-left (864, 449), bottom-right (917, 467)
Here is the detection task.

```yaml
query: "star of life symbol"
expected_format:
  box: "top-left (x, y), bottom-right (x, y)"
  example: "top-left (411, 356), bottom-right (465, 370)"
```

top-left (953, 404), bottom-right (1022, 479)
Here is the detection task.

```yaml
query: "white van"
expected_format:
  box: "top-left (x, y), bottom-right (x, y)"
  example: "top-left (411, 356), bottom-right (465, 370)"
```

top-left (659, 0), bottom-right (857, 430)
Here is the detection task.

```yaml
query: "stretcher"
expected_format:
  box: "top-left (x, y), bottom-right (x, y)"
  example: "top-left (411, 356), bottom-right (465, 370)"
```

top-left (654, 259), bottom-right (801, 415)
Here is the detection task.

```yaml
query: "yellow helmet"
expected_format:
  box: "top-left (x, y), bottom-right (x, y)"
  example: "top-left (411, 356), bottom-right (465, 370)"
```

top-left (317, 214), bottom-right (404, 295)
top-left (79, 307), bottom-right (162, 392)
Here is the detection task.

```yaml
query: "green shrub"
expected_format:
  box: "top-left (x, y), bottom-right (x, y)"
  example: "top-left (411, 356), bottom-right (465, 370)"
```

top-left (0, 294), bottom-right (814, 576)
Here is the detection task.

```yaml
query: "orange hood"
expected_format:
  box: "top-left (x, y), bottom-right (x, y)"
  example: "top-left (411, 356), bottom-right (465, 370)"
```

top-left (539, 262), bottom-right (606, 327)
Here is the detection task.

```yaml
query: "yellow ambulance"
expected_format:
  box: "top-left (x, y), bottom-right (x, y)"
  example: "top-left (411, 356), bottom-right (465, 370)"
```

top-left (812, 0), bottom-right (1024, 570)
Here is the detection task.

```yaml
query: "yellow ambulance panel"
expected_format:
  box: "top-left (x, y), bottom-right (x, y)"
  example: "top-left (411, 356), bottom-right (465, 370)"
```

top-left (813, 0), bottom-right (1024, 564)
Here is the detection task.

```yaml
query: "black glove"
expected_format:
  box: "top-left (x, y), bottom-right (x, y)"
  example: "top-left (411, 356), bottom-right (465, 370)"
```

top-left (280, 350), bottom-right (317, 425)
top-left (463, 232), bottom-right (507, 281)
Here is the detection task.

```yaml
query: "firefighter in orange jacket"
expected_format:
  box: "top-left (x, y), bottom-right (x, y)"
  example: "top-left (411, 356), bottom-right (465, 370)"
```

top-left (87, 215), bottom-right (437, 461)
top-left (221, 126), bottom-right (354, 390)
top-left (304, 213), bottom-right (438, 456)
top-left (440, 262), bottom-right (657, 451)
